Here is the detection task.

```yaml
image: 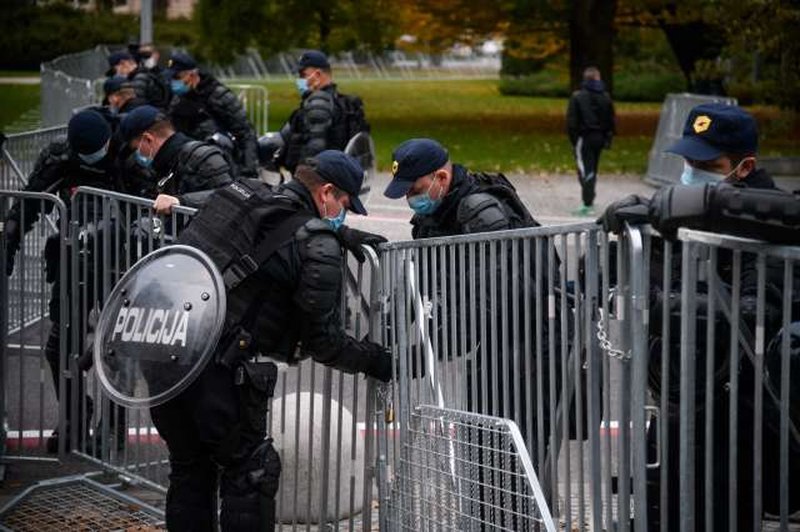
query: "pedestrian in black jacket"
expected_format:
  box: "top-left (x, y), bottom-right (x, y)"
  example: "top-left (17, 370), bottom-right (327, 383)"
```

top-left (119, 105), bottom-right (234, 214)
top-left (166, 52), bottom-right (259, 178)
top-left (566, 66), bottom-right (615, 216)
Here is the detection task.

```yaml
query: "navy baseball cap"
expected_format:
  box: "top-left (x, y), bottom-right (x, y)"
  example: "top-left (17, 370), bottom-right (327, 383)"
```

top-left (167, 52), bottom-right (198, 76)
top-left (306, 150), bottom-right (367, 215)
top-left (103, 75), bottom-right (132, 96)
top-left (68, 110), bottom-right (112, 155)
top-left (666, 103), bottom-right (758, 161)
top-left (384, 138), bottom-right (449, 199)
top-left (108, 51), bottom-right (134, 67)
top-left (119, 105), bottom-right (164, 143)
top-left (297, 50), bottom-right (330, 72)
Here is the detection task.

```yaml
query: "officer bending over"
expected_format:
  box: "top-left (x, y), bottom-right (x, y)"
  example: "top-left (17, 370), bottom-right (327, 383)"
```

top-left (4, 110), bottom-right (122, 452)
top-left (119, 105), bottom-right (234, 213)
top-left (151, 150), bottom-right (392, 531)
top-left (167, 52), bottom-right (259, 178)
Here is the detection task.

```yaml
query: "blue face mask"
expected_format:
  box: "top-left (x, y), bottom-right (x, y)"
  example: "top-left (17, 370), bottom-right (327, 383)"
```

top-left (407, 177), bottom-right (442, 215)
top-left (78, 144), bottom-right (108, 165)
top-left (324, 204), bottom-right (347, 231)
top-left (171, 79), bottom-right (190, 96)
top-left (295, 77), bottom-right (309, 96)
top-left (680, 162), bottom-right (724, 186)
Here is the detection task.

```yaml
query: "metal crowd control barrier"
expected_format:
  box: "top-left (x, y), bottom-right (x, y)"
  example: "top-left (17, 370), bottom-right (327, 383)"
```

top-left (375, 223), bottom-right (657, 530)
top-left (229, 84), bottom-right (270, 136)
top-left (672, 228), bottom-right (800, 532)
top-left (0, 126), bottom-right (69, 190)
top-left (0, 191), bottom-right (69, 460)
top-left (67, 187), bottom-right (382, 529)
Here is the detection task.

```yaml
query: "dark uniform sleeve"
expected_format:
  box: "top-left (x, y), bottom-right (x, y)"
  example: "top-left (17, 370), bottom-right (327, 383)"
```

top-left (205, 84), bottom-right (259, 177)
top-left (175, 144), bottom-right (234, 208)
top-left (456, 192), bottom-right (513, 234)
top-left (292, 220), bottom-right (388, 379)
top-left (300, 90), bottom-right (335, 159)
top-left (566, 92), bottom-right (580, 146)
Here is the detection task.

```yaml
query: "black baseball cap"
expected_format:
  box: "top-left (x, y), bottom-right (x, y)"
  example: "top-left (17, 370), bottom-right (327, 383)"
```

top-left (297, 50), bottom-right (330, 72)
top-left (167, 52), bottom-right (198, 77)
top-left (119, 105), bottom-right (165, 143)
top-left (384, 138), bottom-right (449, 199)
top-left (108, 51), bottom-right (134, 67)
top-left (306, 150), bottom-right (367, 215)
top-left (666, 103), bottom-right (758, 161)
top-left (103, 76), bottom-right (132, 96)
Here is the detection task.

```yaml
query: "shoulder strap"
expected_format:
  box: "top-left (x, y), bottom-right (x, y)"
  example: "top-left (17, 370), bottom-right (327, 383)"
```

top-left (222, 211), bottom-right (313, 290)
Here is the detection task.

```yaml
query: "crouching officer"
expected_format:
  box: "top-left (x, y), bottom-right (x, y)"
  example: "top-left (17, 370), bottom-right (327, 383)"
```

top-left (4, 110), bottom-right (122, 452)
top-left (166, 52), bottom-right (259, 178)
top-left (146, 150), bottom-right (392, 531)
top-left (119, 105), bottom-right (234, 212)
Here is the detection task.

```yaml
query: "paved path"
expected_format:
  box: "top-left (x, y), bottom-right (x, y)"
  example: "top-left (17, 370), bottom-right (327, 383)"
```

top-left (0, 77), bottom-right (40, 85)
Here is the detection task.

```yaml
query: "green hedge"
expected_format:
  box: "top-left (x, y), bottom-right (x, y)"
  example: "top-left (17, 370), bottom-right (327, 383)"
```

top-left (499, 69), bottom-right (687, 102)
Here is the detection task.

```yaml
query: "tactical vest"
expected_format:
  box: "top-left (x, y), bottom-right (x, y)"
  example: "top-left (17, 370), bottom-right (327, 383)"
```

top-left (177, 179), bottom-right (314, 359)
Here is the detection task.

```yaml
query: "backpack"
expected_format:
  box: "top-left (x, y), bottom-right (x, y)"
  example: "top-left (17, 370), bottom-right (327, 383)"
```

top-left (330, 93), bottom-right (369, 148)
top-left (177, 179), bottom-right (313, 333)
top-left (469, 171), bottom-right (539, 228)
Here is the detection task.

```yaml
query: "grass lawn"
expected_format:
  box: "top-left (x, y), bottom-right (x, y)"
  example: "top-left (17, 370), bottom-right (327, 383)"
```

top-left (0, 84), bottom-right (40, 132)
top-left (260, 78), bottom-right (800, 175)
top-left (1, 76), bottom-right (796, 175)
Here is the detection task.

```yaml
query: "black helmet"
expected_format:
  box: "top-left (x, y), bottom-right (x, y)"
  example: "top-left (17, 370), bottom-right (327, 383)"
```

top-left (257, 132), bottom-right (285, 172)
top-left (764, 321), bottom-right (800, 450)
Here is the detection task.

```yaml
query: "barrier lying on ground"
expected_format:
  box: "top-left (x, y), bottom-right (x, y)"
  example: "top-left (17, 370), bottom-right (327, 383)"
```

top-left (1, 179), bottom-right (797, 530)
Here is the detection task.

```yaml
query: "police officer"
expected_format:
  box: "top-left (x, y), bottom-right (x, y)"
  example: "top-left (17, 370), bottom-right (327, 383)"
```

top-left (278, 50), bottom-right (370, 173)
top-left (150, 150), bottom-right (392, 531)
top-left (4, 110), bottom-right (121, 452)
top-left (107, 51), bottom-right (138, 78)
top-left (119, 105), bottom-right (234, 212)
top-left (166, 52), bottom-right (259, 178)
top-left (566, 66), bottom-right (615, 216)
top-left (600, 103), bottom-right (799, 531)
top-left (104, 76), bottom-right (146, 117)
top-left (383, 138), bottom-right (539, 237)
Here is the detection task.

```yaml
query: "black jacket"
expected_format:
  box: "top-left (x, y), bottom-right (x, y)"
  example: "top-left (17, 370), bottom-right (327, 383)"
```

top-left (410, 165), bottom-right (534, 239)
top-left (168, 72), bottom-right (258, 178)
top-left (128, 67), bottom-right (171, 110)
top-left (180, 179), bottom-right (387, 379)
top-left (282, 83), bottom-right (369, 172)
top-left (151, 132), bottom-right (233, 208)
top-left (566, 80), bottom-right (615, 145)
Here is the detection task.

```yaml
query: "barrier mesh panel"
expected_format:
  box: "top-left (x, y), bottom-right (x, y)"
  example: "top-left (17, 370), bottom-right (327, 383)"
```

top-left (0, 477), bottom-right (164, 531)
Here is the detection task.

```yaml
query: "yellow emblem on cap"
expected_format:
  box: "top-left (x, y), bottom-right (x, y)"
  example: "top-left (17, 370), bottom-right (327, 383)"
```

top-left (168, 59), bottom-right (174, 68)
top-left (693, 115), bottom-right (712, 134)
top-left (391, 160), bottom-right (399, 176)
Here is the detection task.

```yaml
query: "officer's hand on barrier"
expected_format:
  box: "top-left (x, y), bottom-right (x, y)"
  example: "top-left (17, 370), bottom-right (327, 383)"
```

top-left (597, 194), bottom-right (650, 234)
top-left (366, 343), bottom-right (393, 383)
top-left (153, 194), bottom-right (180, 215)
top-left (339, 226), bottom-right (388, 263)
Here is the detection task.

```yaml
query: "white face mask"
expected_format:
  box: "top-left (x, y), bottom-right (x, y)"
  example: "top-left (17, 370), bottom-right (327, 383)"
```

top-left (143, 56), bottom-right (157, 69)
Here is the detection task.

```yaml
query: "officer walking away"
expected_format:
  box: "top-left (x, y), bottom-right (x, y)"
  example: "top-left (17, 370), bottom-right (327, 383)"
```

top-left (4, 110), bottom-right (121, 453)
top-left (120, 105), bottom-right (234, 213)
top-left (166, 52), bottom-right (259, 178)
top-left (151, 150), bottom-right (392, 531)
top-left (277, 50), bottom-right (370, 173)
top-left (383, 138), bottom-right (539, 238)
top-left (566, 66), bottom-right (615, 216)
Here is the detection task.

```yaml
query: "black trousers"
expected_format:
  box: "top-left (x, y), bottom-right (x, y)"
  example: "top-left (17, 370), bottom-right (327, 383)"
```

top-left (573, 132), bottom-right (606, 207)
top-left (150, 360), bottom-right (280, 532)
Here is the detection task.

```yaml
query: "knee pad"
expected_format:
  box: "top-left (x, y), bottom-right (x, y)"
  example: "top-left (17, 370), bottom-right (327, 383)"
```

top-left (220, 440), bottom-right (282, 531)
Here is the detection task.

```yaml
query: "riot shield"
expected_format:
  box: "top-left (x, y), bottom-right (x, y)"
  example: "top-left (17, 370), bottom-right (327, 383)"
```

top-left (93, 245), bottom-right (227, 408)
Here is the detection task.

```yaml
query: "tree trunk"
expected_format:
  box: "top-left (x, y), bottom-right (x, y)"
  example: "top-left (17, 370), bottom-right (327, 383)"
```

top-left (569, 0), bottom-right (618, 93)
top-left (317, 6), bottom-right (332, 53)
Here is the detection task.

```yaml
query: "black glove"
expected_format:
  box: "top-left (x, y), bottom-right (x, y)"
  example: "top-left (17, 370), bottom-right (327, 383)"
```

top-left (366, 344), bottom-right (393, 383)
top-left (339, 226), bottom-right (388, 263)
top-left (4, 218), bottom-right (20, 276)
top-left (597, 194), bottom-right (650, 234)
